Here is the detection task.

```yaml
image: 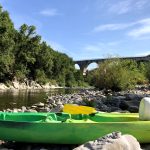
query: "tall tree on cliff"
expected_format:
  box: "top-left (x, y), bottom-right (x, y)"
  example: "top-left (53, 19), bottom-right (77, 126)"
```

top-left (0, 5), bottom-right (15, 81)
top-left (14, 24), bottom-right (41, 81)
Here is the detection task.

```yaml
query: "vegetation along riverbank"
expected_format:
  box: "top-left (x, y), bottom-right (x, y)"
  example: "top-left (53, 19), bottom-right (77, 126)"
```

top-left (0, 5), bottom-right (150, 91)
top-left (0, 5), bottom-right (87, 89)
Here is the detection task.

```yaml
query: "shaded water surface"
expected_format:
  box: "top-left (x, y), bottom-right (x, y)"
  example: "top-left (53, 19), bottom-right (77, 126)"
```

top-left (0, 88), bottom-right (77, 111)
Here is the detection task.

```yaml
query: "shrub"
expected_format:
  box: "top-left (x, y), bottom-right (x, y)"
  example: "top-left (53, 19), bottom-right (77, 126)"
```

top-left (94, 58), bottom-right (147, 91)
top-left (35, 69), bottom-right (49, 85)
top-left (15, 64), bottom-right (29, 82)
top-left (144, 62), bottom-right (150, 82)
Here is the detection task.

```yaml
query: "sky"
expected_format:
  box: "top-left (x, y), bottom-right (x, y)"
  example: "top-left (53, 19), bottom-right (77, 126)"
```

top-left (0, 0), bottom-right (150, 62)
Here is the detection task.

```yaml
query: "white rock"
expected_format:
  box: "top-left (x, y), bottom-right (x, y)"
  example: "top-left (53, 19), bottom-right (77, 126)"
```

top-left (35, 102), bottom-right (45, 107)
top-left (74, 133), bottom-right (141, 150)
top-left (139, 97), bottom-right (150, 120)
top-left (103, 134), bottom-right (141, 150)
top-left (12, 81), bottom-right (20, 89)
top-left (0, 83), bottom-right (8, 90)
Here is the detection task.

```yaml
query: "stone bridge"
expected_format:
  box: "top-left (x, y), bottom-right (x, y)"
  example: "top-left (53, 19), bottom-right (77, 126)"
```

top-left (74, 55), bottom-right (150, 75)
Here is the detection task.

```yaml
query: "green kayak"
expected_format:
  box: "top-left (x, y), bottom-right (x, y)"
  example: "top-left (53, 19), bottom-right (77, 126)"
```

top-left (0, 112), bottom-right (149, 144)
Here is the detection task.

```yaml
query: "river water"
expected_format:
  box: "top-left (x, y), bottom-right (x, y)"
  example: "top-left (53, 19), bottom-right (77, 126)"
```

top-left (0, 88), bottom-right (77, 111)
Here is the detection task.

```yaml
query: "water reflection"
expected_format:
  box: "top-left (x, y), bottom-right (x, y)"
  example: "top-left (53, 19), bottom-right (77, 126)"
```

top-left (0, 88), bottom-right (77, 110)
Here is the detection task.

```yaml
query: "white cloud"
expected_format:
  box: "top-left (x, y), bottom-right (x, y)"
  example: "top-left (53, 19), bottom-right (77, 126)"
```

top-left (128, 26), bottom-right (150, 38)
top-left (83, 41), bottom-right (120, 55)
top-left (109, 0), bottom-right (132, 15)
top-left (93, 17), bottom-right (150, 39)
top-left (93, 23), bottom-right (135, 32)
top-left (108, 0), bottom-right (148, 15)
top-left (40, 9), bottom-right (61, 16)
top-left (137, 18), bottom-right (150, 24)
top-left (135, 0), bottom-right (148, 9)
top-left (128, 18), bottom-right (150, 38)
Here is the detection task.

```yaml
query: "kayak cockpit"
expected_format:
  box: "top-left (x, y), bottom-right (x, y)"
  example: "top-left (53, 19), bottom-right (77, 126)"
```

top-left (0, 112), bottom-right (139, 123)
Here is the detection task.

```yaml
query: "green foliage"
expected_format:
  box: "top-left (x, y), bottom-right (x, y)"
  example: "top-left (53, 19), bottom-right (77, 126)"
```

top-left (93, 58), bottom-right (148, 91)
top-left (15, 64), bottom-right (29, 81)
top-left (74, 70), bottom-right (89, 87)
top-left (35, 69), bottom-right (49, 85)
top-left (74, 70), bottom-right (84, 82)
top-left (144, 62), bottom-right (150, 82)
top-left (0, 5), bottom-right (83, 87)
top-left (57, 75), bottom-right (66, 87)
top-left (85, 69), bottom-right (97, 86)
top-left (14, 24), bottom-right (41, 79)
top-left (0, 6), bottom-right (15, 81)
top-left (65, 71), bottom-right (76, 87)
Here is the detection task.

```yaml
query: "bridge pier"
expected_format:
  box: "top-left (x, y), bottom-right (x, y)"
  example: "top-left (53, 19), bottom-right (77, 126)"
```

top-left (78, 64), bottom-right (88, 75)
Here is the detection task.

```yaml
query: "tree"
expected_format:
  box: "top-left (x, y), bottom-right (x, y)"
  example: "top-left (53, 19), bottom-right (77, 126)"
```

top-left (0, 4), bottom-right (89, 87)
top-left (14, 24), bottom-right (41, 80)
top-left (0, 6), bottom-right (15, 81)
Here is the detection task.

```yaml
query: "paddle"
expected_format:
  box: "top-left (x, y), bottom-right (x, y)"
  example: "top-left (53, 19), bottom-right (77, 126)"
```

top-left (63, 104), bottom-right (97, 114)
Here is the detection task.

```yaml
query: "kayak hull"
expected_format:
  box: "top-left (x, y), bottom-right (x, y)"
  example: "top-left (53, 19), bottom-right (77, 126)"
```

top-left (0, 112), bottom-right (149, 144)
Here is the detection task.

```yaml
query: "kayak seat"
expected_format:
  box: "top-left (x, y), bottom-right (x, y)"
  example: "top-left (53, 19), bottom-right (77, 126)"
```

top-left (44, 113), bottom-right (61, 123)
top-left (71, 114), bottom-right (88, 120)
top-left (47, 113), bottom-right (57, 121)
top-left (41, 113), bottom-right (71, 123)
top-left (55, 113), bottom-right (71, 122)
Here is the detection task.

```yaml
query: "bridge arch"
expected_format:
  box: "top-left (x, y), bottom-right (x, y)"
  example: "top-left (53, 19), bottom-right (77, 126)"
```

top-left (75, 64), bottom-right (80, 70)
top-left (86, 62), bottom-right (99, 71)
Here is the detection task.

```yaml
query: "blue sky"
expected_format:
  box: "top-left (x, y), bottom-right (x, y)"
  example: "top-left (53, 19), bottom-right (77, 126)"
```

top-left (1, 0), bottom-right (150, 61)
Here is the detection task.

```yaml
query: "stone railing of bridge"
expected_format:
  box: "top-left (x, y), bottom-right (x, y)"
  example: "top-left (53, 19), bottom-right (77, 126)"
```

top-left (74, 55), bottom-right (150, 75)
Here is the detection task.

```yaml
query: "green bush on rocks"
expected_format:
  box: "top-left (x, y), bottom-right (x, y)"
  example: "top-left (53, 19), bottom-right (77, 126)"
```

top-left (93, 58), bottom-right (148, 91)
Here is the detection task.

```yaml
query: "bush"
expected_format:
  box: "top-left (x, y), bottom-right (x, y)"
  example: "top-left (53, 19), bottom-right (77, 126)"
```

top-left (144, 62), bottom-right (150, 82)
top-left (49, 79), bottom-right (57, 85)
top-left (57, 75), bottom-right (65, 87)
top-left (94, 58), bottom-right (147, 91)
top-left (15, 64), bottom-right (29, 82)
top-left (35, 69), bottom-right (49, 85)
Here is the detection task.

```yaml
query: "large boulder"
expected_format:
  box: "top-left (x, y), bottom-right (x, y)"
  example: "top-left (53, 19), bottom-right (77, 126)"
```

top-left (139, 97), bottom-right (150, 120)
top-left (73, 132), bottom-right (141, 150)
top-left (103, 134), bottom-right (141, 150)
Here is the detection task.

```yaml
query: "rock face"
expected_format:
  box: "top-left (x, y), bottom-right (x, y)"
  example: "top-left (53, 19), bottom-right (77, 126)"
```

top-left (0, 83), bottom-right (8, 90)
top-left (74, 132), bottom-right (141, 150)
top-left (0, 80), bottom-right (60, 90)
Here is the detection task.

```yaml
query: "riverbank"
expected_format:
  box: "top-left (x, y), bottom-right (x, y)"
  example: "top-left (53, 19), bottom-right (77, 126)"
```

top-left (0, 80), bottom-right (61, 90)
top-left (2, 85), bottom-right (149, 113)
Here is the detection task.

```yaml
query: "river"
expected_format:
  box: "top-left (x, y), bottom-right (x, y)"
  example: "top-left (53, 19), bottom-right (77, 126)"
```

top-left (0, 88), bottom-right (77, 111)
